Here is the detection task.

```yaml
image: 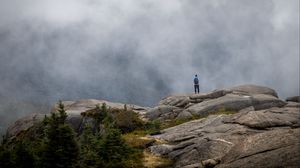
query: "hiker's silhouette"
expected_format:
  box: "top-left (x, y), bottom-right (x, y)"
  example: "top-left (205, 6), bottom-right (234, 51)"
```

top-left (194, 74), bottom-right (199, 94)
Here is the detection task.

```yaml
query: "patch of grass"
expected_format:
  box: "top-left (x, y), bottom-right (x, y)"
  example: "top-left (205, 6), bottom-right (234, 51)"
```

top-left (143, 151), bottom-right (174, 168)
top-left (212, 107), bottom-right (237, 115)
top-left (122, 133), bottom-right (155, 149)
top-left (122, 129), bottom-right (173, 168)
top-left (160, 114), bottom-right (201, 129)
top-left (121, 149), bottom-right (145, 168)
top-left (199, 107), bottom-right (238, 119)
top-left (142, 120), bottom-right (161, 135)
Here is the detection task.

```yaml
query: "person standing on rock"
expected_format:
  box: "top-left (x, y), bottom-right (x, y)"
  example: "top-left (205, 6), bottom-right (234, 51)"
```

top-left (194, 74), bottom-right (200, 94)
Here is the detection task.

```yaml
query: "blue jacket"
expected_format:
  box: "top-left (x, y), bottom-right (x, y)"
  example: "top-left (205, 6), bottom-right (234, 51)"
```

top-left (194, 77), bottom-right (199, 85)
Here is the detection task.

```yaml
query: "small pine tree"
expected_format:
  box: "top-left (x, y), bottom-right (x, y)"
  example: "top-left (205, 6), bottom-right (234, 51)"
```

top-left (101, 103), bottom-right (107, 114)
top-left (95, 104), bottom-right (108, 124)
top-left (80, 124), bottom-right (95, 146)
top-left (78, 124), bottom-right (104, 168)
top-left (99, 127), bottom-right (132, 167)
top-left (57, 100), bottom-right (67, 124)
top-left (40, 101), bottom-right (79, 168)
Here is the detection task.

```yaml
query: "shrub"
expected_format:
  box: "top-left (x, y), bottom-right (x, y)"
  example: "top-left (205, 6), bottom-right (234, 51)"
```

top-left (82, 103), bottom-right (146, 133)
top-left (113, 107), bottom-right (145, 133)
top-left (143, 120), bottom-right (161, 135)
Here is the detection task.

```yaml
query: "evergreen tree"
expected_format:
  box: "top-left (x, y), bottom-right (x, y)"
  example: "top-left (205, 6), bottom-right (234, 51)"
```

top-left (79, 107), bottom-right (133, 168)
top-left (13, 141), bottom-right (35, 168)
top-left (94, 103), bottom-right (109, 123)
top-left (99, 119), bottom-right (132, 167)
top-left (100, 127), bottom-right (128, 162)
top-left (78, 124), bottom-right (104, 168)
top-left (57, 100), bottom-right (67, 124)
top-left (0, 101), bottom-right (146, 168)
top-left (0, 145), bottom-right (14, 168)
top-left (40, 101), bottom-right (79, 168)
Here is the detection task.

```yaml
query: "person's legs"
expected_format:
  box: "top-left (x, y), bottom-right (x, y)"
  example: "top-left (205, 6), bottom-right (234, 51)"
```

top-left (194, 85), bottom-right (197, 94)
top-left (196, 85), bottom-right (200, 93)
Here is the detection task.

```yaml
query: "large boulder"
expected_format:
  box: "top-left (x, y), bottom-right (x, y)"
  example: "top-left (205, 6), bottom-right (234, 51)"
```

top-left (176, 110), bottom-right (193, 119)
top-left (159, 94), bottom-right (192, 108)
top-left (223, 107), bottom-right (300, 129)
top-left (216, 128), bottom-right (300, 168)
top-left (224, 84), bottom-right (279, 97)
top-left (250, 94), bottom-right (286, 110)
top-left (145, 105), bottom-right (181, 121)
top-left (186, 94), bottom-right (253, 117)
top-left (189, 90), bottom-right (232, 102)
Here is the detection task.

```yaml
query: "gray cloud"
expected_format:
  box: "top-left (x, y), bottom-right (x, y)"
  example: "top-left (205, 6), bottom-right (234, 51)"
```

top-left (0, 0), bottom-right (299, 133)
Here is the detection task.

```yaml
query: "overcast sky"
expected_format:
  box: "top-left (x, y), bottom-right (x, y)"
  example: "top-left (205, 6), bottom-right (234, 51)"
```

top-left (0, 0), bottom-right (299, 111)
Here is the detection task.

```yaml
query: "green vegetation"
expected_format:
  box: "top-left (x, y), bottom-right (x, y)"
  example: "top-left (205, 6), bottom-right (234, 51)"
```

top-left (0, 102), bottom-right (174, 168)
top-left (0, 102), bottom-right (237, 168)
top-left (1, 99), bottom-right (240, 168)
top-left (0, 101), bottom-right (79, 168)
top-left (82, 104), bottom-right (143, 133)
top-left (211, 107), bottom-right (237, 115)
top-left (143, 151), bottom-right (174, 168)
top-left (160, 113), bottom-right (201, 129)
top-left (122, 133), bottom-right (155, 149)
top-left (40, 101), bottom-right (79, 168)
top-left (0, 101), bottom-right (238, 168)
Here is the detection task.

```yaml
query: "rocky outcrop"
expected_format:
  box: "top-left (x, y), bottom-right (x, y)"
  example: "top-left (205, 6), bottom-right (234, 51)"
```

top-left (145, 85), bottom-right (299, 167)
top-left (185, 93), bottom-right (286, 117)
top-left (216, 128), bottom-right (300, 168)
top-left (52, 99), bottom-right (149, 115)
top-left (55, 99), bottom-right (149, 132)
top-left (149, 105), bottom-right (300, 168)
top-left (224, 84), bottom-right (279, 97)
top-left (5, 84), bottom-right (300, 168)
top-left (146, 84), bottom-right (286, 121)
top-left (145, 105), bottom-right (181, 120)
top-left (159, 94), bottom-right (193, 108)
top-left (6, 99), bottom-right (149, 138)
top-left (6, 113), bottom-right (45, 138)
top-left (223, 107), bottom-right (300, 129)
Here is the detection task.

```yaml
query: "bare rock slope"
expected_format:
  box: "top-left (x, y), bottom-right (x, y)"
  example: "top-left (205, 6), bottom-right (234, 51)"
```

top-left (147, 84), bottom-right (299, 168)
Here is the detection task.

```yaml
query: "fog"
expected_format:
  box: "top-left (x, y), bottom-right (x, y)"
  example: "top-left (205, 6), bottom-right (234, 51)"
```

top-left (0, 0), bottom-right (299, 133)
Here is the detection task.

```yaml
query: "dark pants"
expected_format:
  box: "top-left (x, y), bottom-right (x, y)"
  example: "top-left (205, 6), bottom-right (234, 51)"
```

top-left (194, 84), bottom-right (199, 94)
